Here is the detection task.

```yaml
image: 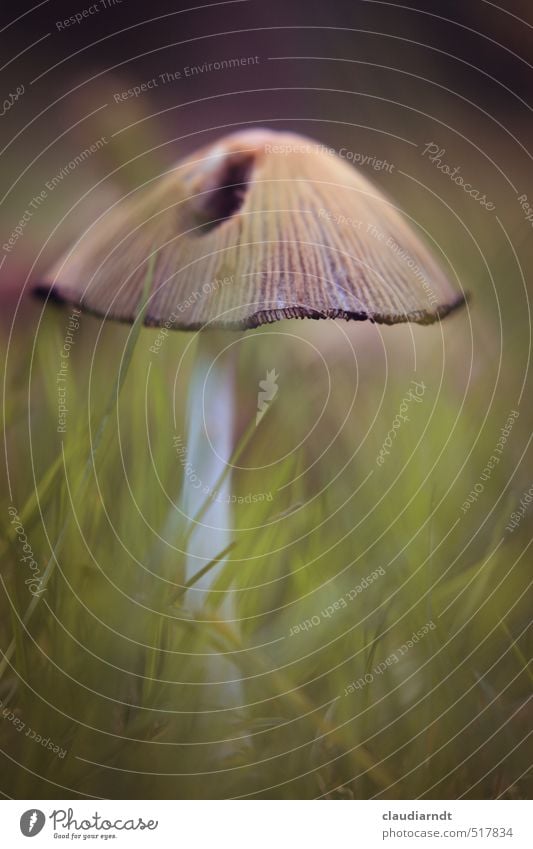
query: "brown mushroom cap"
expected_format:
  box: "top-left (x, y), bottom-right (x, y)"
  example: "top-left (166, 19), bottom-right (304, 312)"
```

top-left (35, 129), bottom-right (466, 329)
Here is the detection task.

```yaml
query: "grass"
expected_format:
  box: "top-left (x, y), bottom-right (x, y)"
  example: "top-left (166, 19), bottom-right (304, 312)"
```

top-left (0, 282), bottom-right (531, 800)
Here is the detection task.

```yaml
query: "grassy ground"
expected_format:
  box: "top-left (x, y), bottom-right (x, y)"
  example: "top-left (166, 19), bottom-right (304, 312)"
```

top-left (0, 278), bottom-right (531, 798)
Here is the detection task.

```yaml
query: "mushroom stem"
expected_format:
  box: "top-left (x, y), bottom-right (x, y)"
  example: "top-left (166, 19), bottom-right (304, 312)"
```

top-left (181, 329), bottom-right (245, 717)
top-left (182, 328), bottom-right (238, 589)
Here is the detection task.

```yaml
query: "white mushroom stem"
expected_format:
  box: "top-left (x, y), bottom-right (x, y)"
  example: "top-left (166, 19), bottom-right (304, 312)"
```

top-left (182, 329), bottom-right (237, 588)
top-left (181, 329), bottom-right (246, 717)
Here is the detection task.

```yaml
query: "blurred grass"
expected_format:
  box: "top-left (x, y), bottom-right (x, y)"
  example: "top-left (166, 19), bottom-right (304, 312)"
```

top-left (0, 290), bottom-right (531, 799)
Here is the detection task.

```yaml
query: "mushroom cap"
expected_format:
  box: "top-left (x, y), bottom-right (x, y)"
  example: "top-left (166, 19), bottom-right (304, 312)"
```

top-left (35, 129), bottom-right (465, 329)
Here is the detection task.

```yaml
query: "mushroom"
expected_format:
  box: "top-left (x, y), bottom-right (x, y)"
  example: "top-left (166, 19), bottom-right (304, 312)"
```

top-left (35, 128), bottom-right (466, 584)
top-left (37, 128), bottom-right (464, 329)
